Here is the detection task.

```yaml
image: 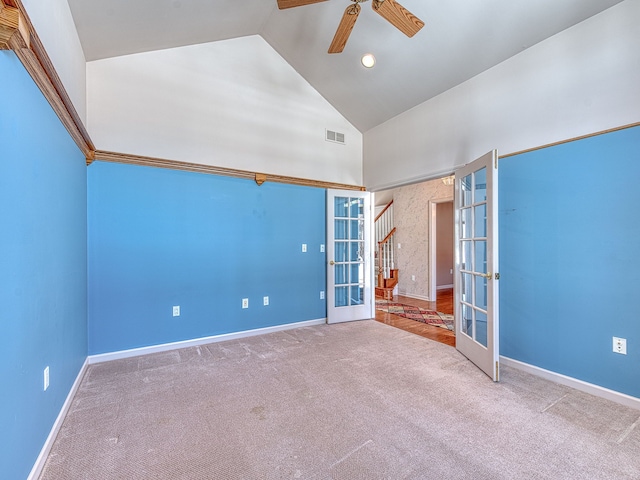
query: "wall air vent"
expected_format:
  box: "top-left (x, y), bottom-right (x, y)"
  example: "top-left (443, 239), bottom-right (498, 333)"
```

top-left (325, 129), bottom-right (345, 145)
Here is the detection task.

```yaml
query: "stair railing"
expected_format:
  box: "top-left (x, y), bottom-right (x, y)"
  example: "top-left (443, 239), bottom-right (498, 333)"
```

top-left (375, 200), bottom-right (395, 287)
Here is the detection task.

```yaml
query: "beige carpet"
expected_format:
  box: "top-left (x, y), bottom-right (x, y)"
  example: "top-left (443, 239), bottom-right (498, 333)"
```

top-left (40, 320), bottom-right (640, 479)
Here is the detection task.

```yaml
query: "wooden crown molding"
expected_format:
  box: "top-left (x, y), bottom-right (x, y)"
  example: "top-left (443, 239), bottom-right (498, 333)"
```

top-left (501, 121), bottom-right (640, 159)
top-left (0, 1), bottom-right (28, 50)
top-left (1, 0), bottom-right (94, 158)
top-left (92, 150), bottom-right (366, 191)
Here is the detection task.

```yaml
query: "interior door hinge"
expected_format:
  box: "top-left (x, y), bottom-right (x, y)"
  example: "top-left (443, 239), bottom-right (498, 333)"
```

top-left (495, 273), bottom-right (500, 280)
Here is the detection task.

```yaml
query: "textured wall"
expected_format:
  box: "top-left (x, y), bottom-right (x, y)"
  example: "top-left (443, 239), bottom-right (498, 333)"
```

top-left (393, 179), bottom-right (453, 300)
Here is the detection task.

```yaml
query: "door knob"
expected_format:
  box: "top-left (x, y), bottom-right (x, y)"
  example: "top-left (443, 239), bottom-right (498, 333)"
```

top-left (329, 260), bottom-right (335, 265)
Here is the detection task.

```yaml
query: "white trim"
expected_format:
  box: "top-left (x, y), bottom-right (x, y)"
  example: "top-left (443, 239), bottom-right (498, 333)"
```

top-left (428, 196), bottom-right (454, 302)
top-left (88, 318), bottom-right (327, 364)
top-left (368, 167), bottom-right (462, 193)
top-left (398, 291), bottom-right (432, 302)
top-left (437, 284), bottom-right (454, 290)
top-left (28, 359), bottom-right (89, 480)
top-left (500, 356), bottom-right (640, 411)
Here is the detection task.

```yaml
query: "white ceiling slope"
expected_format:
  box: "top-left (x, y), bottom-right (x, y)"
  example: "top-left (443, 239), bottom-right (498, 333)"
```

top-left (67, 0), bottom-right (623, 132)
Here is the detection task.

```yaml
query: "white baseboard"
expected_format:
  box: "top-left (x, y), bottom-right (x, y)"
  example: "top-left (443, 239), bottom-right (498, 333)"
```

top-left (28, 358), bottom-right (89, 480)
top-left (88, 318), bottom-right (327, 364)
top-left (436, 284), bottom-right (454, 290)
top-left (398, 291), bottom-right (432, 302)
top-left (500, 356), bottom-right (640, 411)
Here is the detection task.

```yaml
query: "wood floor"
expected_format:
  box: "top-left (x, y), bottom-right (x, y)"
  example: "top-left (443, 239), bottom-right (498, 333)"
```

top-left (374, 288), bottom-right (456, 347)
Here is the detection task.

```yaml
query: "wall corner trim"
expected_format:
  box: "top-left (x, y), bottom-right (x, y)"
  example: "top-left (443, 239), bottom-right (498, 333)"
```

top-left (500, 356), bottom-right (640, 411)
top-left (27, 358), bottom-right (89, 480)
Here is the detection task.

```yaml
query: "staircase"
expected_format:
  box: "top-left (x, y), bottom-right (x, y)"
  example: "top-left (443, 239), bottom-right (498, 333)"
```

top-left (375, 200), bottom-right (398, 300)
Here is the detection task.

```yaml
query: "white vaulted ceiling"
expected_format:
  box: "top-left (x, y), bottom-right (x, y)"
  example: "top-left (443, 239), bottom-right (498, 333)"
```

top-left (66, 0), bottom-right (624, 132)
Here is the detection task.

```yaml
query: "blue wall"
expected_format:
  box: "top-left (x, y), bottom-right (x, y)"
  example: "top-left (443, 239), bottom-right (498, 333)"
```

top-left (500, 125), bottom-right (640, 398)
top-left (87, 162), bottom-right (326, 355)
top-left (0, 52), bottom-right (87, 480)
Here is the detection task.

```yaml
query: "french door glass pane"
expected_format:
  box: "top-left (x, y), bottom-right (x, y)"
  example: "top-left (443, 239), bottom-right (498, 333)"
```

top-left (461, 174), bottom-right (473, 206)
top-left (350, 220), bottom-right (362, 239)
top-left (474, 204), bottom-right (487, 237)
top-left (335, 264), bottom-right (348, 285)
top-left (462, 273), bottom-right (472, 302)
top-left (462, 304), bottom-right (473, 336)
top-left (461, 240), bottom-right (472, 271)
top-left (475, 240), bottom-right (487, 274)
top-left (350, 198), bottom-right (364, 218)
top-left (475, 275), bottom-right (487, 310)
top-left (335, 197), bottom-right (348, 217)
top-left (350, 264), bottom-right (362, 284)
top-left (350, 242), bottom-right (362, 262)
top-left (335, 287), bottom-right (348, 307)
top-left (335, 220), bottom-right (348, 239)
top-left (350, 285), bottom-right (364, 305)
top-left (335, 242), bottom-right (347, 262)
top-left (474, 168), bottom-right (487, 202)
top-left (461, 207), bottom-right (472, 239)
top-left (476, 310), bottom-right (488, 347)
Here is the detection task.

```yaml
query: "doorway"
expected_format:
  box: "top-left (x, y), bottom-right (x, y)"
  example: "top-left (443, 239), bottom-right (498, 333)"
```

top-left (429, 198), bottom-right (454, 301)
top-left (373, 178), bottom-right (455, 346)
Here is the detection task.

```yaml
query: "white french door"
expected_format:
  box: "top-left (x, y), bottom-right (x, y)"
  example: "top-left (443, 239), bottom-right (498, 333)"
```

top-left (326, 189), bottom-right (374, 324)
top-left (454, 150), bottom-right (500, 381)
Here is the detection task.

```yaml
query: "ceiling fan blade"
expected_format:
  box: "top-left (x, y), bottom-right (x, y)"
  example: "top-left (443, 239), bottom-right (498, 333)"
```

top-left (328, 3), bottom-right (361, 54)
top-left (372, 0), bottom-right (424, 37)
top-left (277, 0), bottom-right (328, 9)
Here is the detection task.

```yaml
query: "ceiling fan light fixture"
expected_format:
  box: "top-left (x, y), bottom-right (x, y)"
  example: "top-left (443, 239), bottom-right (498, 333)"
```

top-left (361, 53), bottom-right (376, 68)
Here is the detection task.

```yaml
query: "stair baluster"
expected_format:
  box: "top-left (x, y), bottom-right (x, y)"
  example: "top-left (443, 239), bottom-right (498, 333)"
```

top-left (374, 200), bottom-right (398, 299)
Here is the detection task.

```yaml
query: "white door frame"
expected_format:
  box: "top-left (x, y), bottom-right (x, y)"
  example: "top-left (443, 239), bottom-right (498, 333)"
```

top-left (428, 196), bottom-right (454, 301)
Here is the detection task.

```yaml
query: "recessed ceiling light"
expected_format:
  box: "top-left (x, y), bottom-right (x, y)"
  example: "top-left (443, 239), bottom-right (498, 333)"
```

top-left (361, 53), bottom-right (376, 68)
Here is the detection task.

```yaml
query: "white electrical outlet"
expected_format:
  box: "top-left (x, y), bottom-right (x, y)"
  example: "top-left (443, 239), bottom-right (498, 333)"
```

top-left (320, 244), bottom-right (325, 253)
top-left (320, 291), bottom-right (325, 300)
top-left (242, 298), bottom-right (249, 309)
top-left (263, 296), bottom-right (269, 306)
top-left (302, 244), bottom-right (307, 252)
top-left (613, 337), bottom-right (627, 355)
top-left (411, 275), bottom-right (416, 281)
top-left (44, 366), bottom-right (49, 391)
top-left (172, 305), bottom-right (180, 317)
top-left (397, 243), bottom-right (401, 249)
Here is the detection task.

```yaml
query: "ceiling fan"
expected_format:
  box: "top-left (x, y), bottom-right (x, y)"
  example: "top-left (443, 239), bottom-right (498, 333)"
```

top-left (277, 0), bottom-right (425, 54)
